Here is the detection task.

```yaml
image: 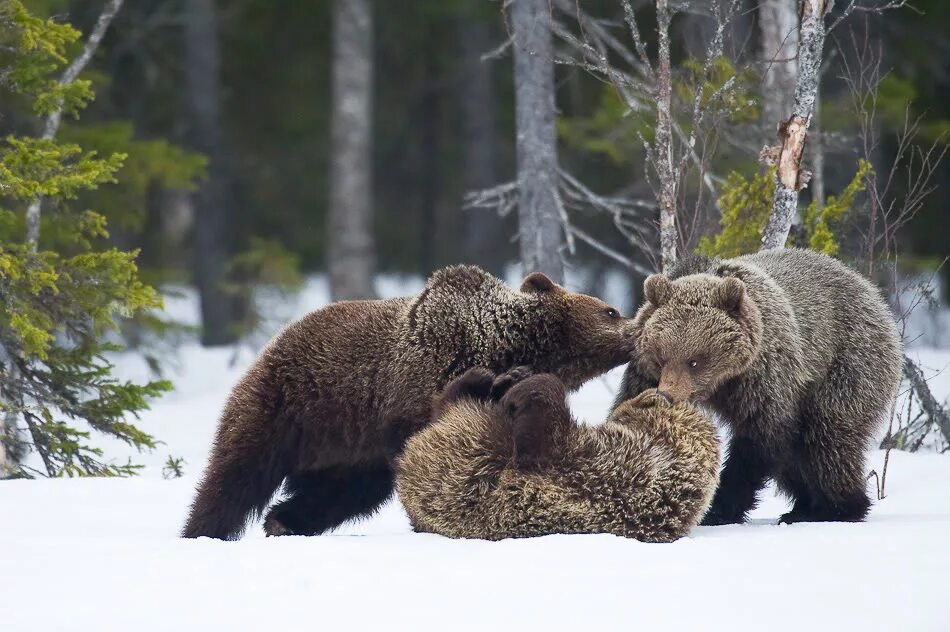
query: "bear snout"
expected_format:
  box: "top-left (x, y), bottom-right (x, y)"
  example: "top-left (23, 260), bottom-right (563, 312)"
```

top-left (658, 368), bottom-right (695, 404)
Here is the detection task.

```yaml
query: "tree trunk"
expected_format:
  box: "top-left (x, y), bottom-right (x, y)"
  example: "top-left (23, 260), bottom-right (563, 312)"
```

top-left (185, 0), bottom-right (239, 345)
top-left (510, 0), bottom-right (564, 283)
top-left (758, 0), bottom-right (799, 146)
top-left (458, 17), bottom-right (506, 277)
top-left (655, 0), bottom-right (677, 273)
top-left (761, 0), bottom-right (830, 251)
top-left (328, 0), bottom-right (376, 300)
top-left (419, 46), bottom-right (440, 276)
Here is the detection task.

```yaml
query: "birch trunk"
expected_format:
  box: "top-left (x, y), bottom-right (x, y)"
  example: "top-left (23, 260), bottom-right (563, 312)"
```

top-left (511, 0), bottom-right (565, 283)
top-left (655, 0), bottom-right (678, 272)
top-left (761, 0), bottom-right (830, 251)
top-left (25, 0), bottom-right (125, 249)
top-left (328, 0), bottom-right (377, 300)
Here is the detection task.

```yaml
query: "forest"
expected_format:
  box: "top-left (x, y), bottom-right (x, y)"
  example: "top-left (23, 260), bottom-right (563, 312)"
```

top-left (3, 0), bottom-right (948, 476)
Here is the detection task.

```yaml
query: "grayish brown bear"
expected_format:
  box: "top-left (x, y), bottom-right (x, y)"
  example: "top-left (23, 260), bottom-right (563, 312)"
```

top-left (182, 265), bottom-right (637, 540)
top-left (617, 248), bottom-right (902, 525)
top-left (395, 367), bottom-right (721, 543)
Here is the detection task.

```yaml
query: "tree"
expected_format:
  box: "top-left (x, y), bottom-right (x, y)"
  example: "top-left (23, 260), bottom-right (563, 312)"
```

top-left (328, 0), bottom-right (376, 300)
top-left (458, 13), bottom-right (507, 277)
top-left (0, 1), bottom-right (171, 478)
top-left (760, 0), bottom-right (831, 250)
top-left (184, 0), bottom-right (240, 345)
top-left (758, 0), bottom-right (800, 146)
top-left (510, 0), bottom-right (565, 283)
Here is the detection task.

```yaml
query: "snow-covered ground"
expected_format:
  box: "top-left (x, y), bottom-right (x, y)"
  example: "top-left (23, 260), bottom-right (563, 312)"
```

top-left (3, 275), bottom-right (949, 632)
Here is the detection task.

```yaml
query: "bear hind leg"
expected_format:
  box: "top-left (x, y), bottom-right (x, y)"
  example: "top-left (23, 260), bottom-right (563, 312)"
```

top-left (780, 367), bottom-right (881, 524)
top-left (264, 462), bottom-right (394, 536)
top-left (777, 423), bottom-right (871, 524)
top-left (501, 374), bottom-right (572, 471)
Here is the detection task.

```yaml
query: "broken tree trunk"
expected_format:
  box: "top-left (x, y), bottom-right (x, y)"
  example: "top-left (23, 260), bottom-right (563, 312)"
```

top-left (760, 0), bottom-right (831, 251)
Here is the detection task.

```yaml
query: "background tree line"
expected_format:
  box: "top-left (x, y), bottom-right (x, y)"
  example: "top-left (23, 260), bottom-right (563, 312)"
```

top-left (2, 0), bottom-right (948, 476)
top-left (7, 0), bottom-right (949, 341)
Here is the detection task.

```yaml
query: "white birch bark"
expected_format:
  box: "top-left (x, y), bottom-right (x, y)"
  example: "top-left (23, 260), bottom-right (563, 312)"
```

top-left (655, 0), bottom-right (677, 272)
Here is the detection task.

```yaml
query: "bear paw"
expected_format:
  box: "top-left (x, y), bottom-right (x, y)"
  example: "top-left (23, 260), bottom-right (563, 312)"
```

top-left (628, 389), bottom-right (673, 410)
top-left (263, 515), bottom-right (295, 537)
top-left (489, 365), bottom-right (534, 402)
top-left (699, 510), bottom-right (743, 526)
top-left (441, 367), bottom-right (496, 406)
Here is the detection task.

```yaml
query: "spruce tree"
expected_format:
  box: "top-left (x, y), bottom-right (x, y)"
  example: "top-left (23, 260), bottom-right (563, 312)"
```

top-left (0, 1), bottom-right (171, 478)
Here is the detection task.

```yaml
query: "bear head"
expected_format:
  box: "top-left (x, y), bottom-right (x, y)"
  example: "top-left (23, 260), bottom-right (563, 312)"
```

top-left (519, 272), bottom-right (637, 388)
top-left (632, 272), bottom-right (763, 404)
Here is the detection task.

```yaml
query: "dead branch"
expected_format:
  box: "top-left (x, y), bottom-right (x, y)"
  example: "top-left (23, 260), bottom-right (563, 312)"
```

top-left (902, 357), bottom-right (950, 448)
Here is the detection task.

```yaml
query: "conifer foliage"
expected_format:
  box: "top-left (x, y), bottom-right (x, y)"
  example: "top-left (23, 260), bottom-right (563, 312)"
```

top-left (0, 1), bottom-right (171, 478)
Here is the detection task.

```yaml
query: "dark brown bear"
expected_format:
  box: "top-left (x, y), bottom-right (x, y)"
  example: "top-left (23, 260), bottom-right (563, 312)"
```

top-left (616, 248), bottom-right (903, 525)
top-left (395, 367), bottom-right (720, 542)
top-left (182, 265), bottom-right (636, 540)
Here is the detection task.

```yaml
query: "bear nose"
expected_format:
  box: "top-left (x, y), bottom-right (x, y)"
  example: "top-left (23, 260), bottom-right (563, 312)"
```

top-left (655, 389), bottom-right (674, 405)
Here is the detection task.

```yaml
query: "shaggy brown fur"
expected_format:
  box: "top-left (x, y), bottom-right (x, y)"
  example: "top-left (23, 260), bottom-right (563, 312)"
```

top-left (182, 265), bottom-right (636, 540)
top-left (616, 248), bottom-right (903, 525)
top-left (395, 368), bottom-right (721, 543)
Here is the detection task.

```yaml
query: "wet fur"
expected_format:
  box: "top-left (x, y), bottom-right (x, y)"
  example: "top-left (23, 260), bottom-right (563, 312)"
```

top-left (395, 369), bottom-right (720, 543)
top-left (616, 249), bottom-right (903, 524)
top-left (182, 266), bottom-right (636, 540)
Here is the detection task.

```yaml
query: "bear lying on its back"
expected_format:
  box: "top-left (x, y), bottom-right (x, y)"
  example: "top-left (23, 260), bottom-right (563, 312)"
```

top-left (395, 367), bottom-right (721, 543)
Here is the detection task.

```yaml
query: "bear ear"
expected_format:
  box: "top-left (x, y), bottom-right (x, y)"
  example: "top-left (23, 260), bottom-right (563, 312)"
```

top-left (716, 276), bottom-right (746, 313)
top-left (520, 272), bottom-right (559, 294)
top-left (644, 274), bottom-right (672, 307)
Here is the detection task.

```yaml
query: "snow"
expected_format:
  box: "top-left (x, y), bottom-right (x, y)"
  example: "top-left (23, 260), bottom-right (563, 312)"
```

top-left (2, 275), bottom-right (949, 631)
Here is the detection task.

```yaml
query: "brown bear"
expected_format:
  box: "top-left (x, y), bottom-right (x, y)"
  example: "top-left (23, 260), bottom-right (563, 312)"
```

top-left (395, 367), bottom-right (721, 543)
top-left (182, 265), bottom-right (637, 540)
top-left (616, 248), bottom-right (903, 525)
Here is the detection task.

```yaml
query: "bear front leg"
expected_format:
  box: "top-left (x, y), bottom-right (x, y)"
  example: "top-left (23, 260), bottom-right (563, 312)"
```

top-left (701, 435), bottom-right (772, 526)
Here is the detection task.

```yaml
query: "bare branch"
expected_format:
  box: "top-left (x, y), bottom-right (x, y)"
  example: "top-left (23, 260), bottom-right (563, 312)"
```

top-left (567, 225), bottom-right (655, 275)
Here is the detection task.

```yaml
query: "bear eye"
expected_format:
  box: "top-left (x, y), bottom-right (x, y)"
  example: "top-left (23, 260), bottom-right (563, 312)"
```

top-left (605, 308), bottom-right (620, 319)
top-left (688, 359), bottom-right (699, 369)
